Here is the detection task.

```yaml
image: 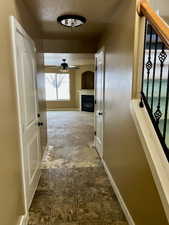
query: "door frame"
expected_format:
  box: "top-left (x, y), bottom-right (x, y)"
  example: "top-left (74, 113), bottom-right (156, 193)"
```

top-left (94, 47), bottom-right (105, 158)
top-left (10, 16), bottom-right (40, 213)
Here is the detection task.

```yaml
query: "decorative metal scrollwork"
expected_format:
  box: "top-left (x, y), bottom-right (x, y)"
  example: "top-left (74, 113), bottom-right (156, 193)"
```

top-left (154, 107), bottom-right (162, 123)
top-left (158, 49), bottom-right (167, 63)
top-left (146, 60), bottom-right (153, 70)
top-left (140, 20), bottom-right (169, 161)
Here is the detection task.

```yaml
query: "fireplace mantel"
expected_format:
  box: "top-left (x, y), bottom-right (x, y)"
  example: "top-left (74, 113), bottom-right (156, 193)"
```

top-left (78, 89), bottom-right (94, 111)
top-left (78, 89), bottom-right (94, 96)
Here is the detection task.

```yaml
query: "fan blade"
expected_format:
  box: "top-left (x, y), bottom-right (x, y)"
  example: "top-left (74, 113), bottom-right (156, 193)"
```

top-left (68, 66), bottom-right (80, 69)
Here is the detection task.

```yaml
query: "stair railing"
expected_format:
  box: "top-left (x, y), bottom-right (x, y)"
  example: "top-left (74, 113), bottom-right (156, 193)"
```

top-left (138, 0), bottom-right (169, 160)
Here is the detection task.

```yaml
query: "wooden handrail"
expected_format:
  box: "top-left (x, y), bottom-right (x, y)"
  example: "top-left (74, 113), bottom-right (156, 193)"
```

top-left (138, 0), bottom-right (169, 48)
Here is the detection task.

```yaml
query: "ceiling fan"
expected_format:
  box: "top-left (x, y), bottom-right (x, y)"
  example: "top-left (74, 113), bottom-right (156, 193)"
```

top-left (56, 59), bottom-right (80, 71)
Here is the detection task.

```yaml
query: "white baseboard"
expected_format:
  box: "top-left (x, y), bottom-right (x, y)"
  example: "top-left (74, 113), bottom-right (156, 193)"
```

top-left (28, 168), bottom-right (41, 209)
top-left (101, 159), bottom-right (135, 225)
top-left (47, 108), bottom-right (80, 111)
top-left (17, 214), bottom-right (29, 225)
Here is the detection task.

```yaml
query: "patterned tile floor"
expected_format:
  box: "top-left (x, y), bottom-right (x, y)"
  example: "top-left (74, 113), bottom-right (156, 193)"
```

top-left (28, 111), bottom-right (128, 225)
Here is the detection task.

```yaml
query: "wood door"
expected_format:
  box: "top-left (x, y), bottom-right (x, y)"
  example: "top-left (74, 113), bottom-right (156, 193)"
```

top-left (12, 18), bottom-right (41, 209)
top-left (95, 50), bottom-right (105, 158)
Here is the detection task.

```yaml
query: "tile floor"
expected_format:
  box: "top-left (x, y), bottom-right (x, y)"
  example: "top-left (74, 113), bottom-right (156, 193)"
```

top-left (28, 111), bottom-right (128, 225)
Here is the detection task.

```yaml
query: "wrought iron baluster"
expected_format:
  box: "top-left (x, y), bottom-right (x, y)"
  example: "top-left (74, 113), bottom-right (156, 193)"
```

top-left (151, 32), bottom-right (158, 111)
top-left (163, 65), bottom-right (169, 140)
top-left (140, 19), bottom-right (148, 108)
top-left (139, 17), bottom-right (169, 160)
top-left (146, 24), bottom-right (153, 99)
top-left (154, 43), bottom-right (167, 124)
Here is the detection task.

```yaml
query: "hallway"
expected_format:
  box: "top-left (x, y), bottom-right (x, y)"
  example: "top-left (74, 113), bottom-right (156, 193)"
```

top-left (28, 111), bottom-right (128, 225)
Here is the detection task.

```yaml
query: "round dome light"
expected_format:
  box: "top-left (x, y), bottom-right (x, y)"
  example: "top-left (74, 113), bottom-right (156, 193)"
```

top-left (57, 15), bottom-right (87, 28)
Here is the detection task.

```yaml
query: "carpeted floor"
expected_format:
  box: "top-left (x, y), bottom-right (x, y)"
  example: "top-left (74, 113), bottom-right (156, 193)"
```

top-left (28, 111), bottom-right (128, 225)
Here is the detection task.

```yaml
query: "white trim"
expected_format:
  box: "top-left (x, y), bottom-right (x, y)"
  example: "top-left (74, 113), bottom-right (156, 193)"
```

top-left (47, 108), bottom-right (80, 111)
top-left (101, 159), bottom-right (135, 225)
top-left (28, 169), bottom-right (41, 209)
top-left (17, 214), bottom-right (29, 225)
top-left (10, 15), bottom-right (41, 211)
top-left (42, 144), bottom-right (48, 156)
top-left (131, 99), bottom-right (169, 222)
top-left (10, 16), bottom-right (28, 211)
top-left (94, 47), bottom-right (105, 158)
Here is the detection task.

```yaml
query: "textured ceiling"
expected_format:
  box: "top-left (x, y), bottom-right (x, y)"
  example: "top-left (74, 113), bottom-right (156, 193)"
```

top-left (44, 53), bottom-right (94, 66)
top-left (23, 0), bottom-right (119, 39)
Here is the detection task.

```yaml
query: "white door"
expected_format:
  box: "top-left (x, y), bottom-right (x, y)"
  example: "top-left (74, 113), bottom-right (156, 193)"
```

top-left (95, 49), bottom-right (105, 158)
top-left (11, 17), bottom-right (41, 209)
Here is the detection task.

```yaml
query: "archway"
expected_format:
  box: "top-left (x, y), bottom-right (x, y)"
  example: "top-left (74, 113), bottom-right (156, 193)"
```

top-left (81, 71), bottom-right (94, 89)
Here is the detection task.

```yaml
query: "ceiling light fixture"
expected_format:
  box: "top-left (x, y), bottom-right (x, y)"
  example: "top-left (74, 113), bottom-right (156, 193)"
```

top-left (57, 15), bottom-right (86, 28)
top-left (61, 59), bottom-right (68, 70)
top-left (61, 59), bottom-right (68, 71)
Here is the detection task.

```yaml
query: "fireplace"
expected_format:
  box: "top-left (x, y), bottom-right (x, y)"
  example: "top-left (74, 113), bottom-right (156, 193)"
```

top-left (81, 95), bottom-right (94, 112)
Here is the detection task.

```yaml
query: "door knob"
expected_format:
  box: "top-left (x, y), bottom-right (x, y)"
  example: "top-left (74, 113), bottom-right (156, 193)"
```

top-left (38, 122), bottom-right (43, 126)
top-left (98, 112), bottom-right (103, 116)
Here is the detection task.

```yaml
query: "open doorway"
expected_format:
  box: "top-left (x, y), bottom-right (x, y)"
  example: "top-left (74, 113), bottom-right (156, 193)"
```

top-left (43, 53), bottom-right (98, 168)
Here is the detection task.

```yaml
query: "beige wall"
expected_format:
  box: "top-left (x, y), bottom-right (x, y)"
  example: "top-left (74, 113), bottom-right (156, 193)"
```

top-left (99, 0), bottom-right (168, 224)
top-left (0, 1), bottom-right (47, 225)
top-left (43, 39), bottom-right (97, 53)
top-left (75, 65), bottom-right (95, 108)
top-left (149, 0), bottom-right (169, 24)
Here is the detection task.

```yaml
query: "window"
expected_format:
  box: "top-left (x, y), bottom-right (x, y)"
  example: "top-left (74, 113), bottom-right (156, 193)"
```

top-left (45, 73), bottom-right (70, 101)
